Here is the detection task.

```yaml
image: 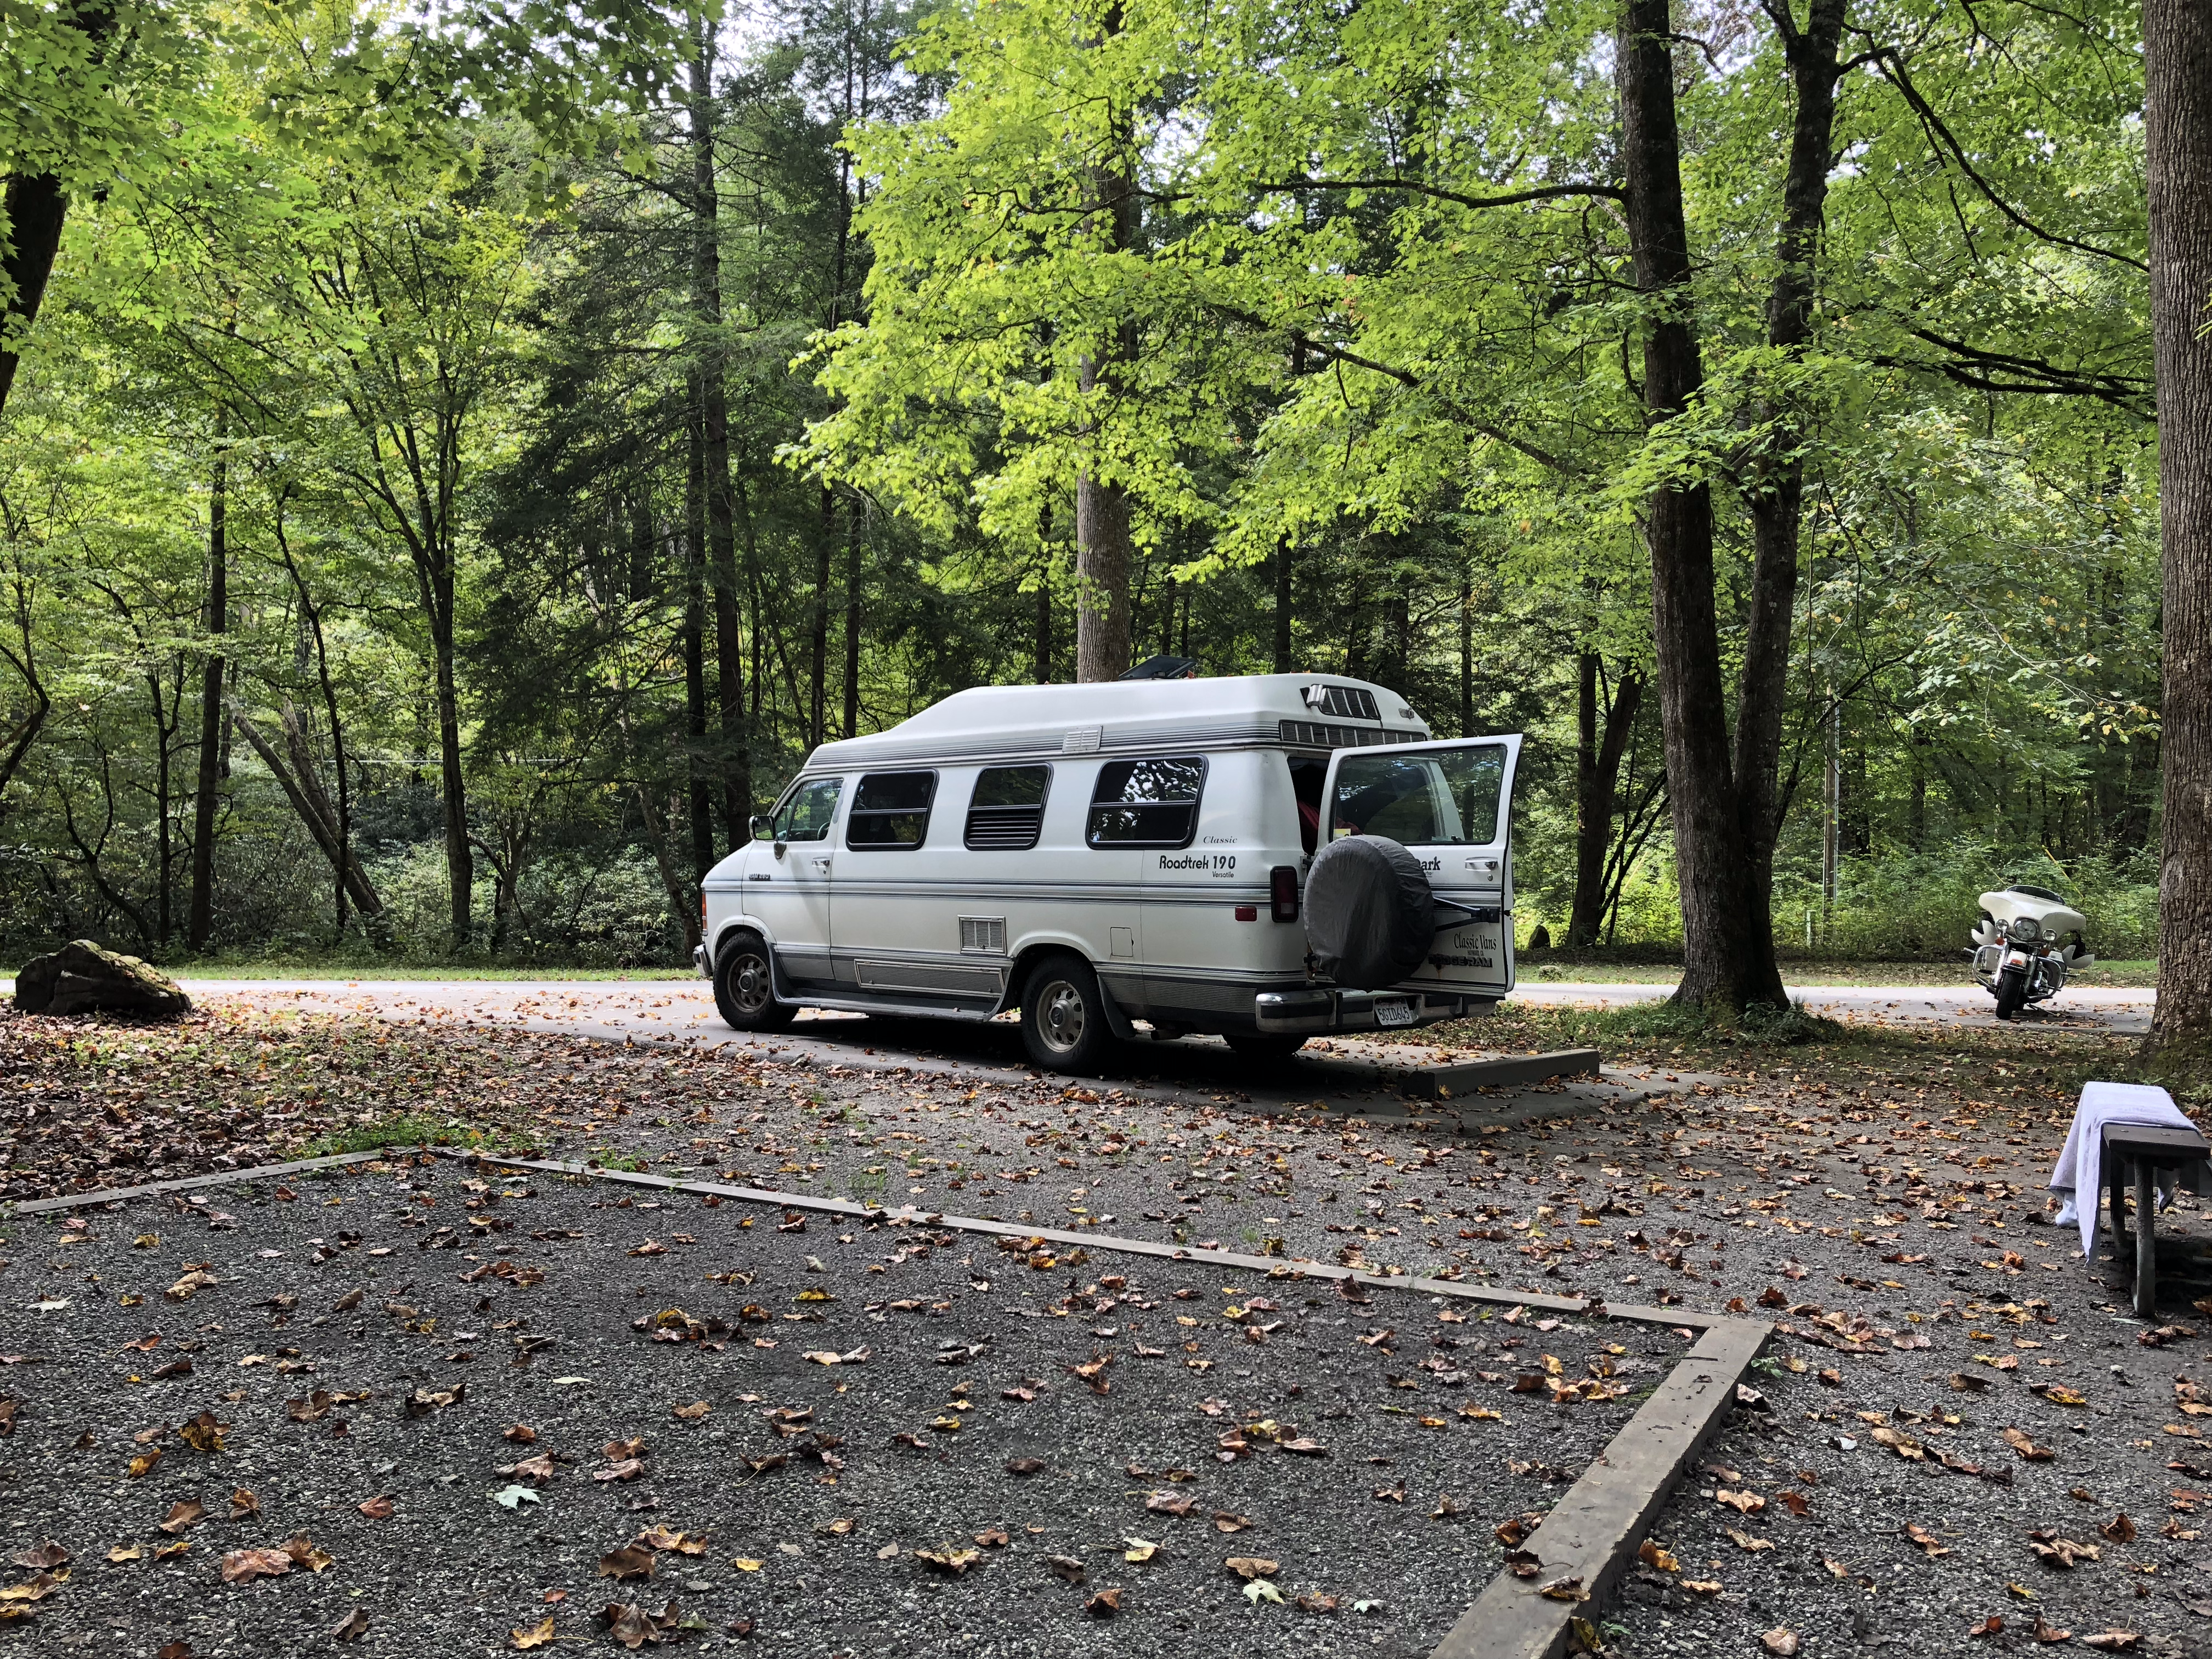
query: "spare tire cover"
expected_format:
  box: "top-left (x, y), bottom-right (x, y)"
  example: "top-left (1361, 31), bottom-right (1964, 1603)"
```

top-left (1304, 836), bottom-right (1435, 990)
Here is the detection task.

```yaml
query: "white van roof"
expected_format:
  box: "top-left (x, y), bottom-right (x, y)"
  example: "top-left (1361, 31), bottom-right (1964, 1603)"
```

top-left (805, 674), bottom-right (1435, 771)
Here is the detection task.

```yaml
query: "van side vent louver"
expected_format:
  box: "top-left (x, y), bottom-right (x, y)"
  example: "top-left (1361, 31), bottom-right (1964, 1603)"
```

top-left (958, 916), bottom-right (1008, 955)
top-left (963, 805), bottom-right (1044, 849)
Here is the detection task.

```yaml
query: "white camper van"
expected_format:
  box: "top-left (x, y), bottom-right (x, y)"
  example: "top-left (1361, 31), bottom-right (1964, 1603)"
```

top-left (696, 674), bottom-right (1521, 1073)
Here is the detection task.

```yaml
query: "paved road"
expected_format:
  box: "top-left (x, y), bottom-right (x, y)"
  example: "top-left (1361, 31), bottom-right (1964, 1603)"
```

top-left (1512, 978), bottom-right (2155, 1034)
top-left (9, 970), bottom-right (2152, 1043)
top-left (155, 977), bottom-right (1674, 1121)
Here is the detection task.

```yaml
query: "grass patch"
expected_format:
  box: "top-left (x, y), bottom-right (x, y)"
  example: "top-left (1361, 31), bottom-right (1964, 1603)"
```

top-left (1516, 954), bottom-right (2159, 988)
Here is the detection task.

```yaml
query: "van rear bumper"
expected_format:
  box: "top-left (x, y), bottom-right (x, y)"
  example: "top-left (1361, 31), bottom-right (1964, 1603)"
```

top-left (1252, 988), bottom-right (1485, 1035)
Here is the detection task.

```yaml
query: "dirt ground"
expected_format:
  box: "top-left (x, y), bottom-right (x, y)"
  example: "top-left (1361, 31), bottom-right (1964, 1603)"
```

top-left (4, 993), bottom-right (2208, 1657)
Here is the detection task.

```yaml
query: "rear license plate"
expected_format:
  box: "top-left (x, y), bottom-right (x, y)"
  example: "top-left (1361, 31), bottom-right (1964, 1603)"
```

top-left (1373, 997), bottom-right (1417, 1028)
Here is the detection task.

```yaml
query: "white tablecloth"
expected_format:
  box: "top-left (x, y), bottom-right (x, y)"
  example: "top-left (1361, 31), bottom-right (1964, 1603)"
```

top-left (2047, 1081), bottom-right (2194, 1259)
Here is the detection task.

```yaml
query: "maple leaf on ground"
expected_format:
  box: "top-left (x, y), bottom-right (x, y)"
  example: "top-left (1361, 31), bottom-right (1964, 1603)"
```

top-left (159, 1500), bottom-right (206, 1535)
top-left (331, 1609), bottom-right (369, 1643)
top-left (511, 1618), bottom-right (556, 1651)
top-left (10, 1543), bottom-right (67, 1571)
top-left (1085, 1588), bottom-right (1121, 1616)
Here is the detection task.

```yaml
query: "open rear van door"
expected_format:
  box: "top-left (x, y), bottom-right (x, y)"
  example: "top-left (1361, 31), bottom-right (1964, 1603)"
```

top-left (1319, 735), bottom-right (1522, 1002)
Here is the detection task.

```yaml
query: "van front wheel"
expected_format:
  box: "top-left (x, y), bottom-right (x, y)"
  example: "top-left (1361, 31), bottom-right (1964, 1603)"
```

top-left (714, 933), bottom-right (797, 1032)
top-left (1020, 953), bottom-right (1114, 1074)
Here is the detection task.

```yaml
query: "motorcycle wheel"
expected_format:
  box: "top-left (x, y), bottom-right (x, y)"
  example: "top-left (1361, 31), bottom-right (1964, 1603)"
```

top-left (1993, 965), bottom-right (2028, 1020)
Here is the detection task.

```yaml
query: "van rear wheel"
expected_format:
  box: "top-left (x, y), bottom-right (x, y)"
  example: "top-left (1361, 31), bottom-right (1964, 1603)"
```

top-left (714, 932), bottom-right (797, 1032)
top-left (1226, 1034), bottom-right (1307, 1065)
top-left (1020, 952), bottom-right (1114, 1074)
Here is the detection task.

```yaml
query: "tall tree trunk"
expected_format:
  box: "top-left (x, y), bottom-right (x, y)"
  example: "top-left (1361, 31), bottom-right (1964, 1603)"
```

top-left (2146, 0), bottom-right (2212, 1054)
top-left (1034, 567), bottom-right (1053, 683)
top-left (810, 486), bottom-right (833, 744)
top-left (683, 379), bottom-right (714, 882)
top-left (429, 561), bottom-right (471, 952)
top-left (688, 19), bottom-right (749, 851)
top-left (1568, 658), bottom-right (1645, 946)
top-left (0, 173), bottom-right (66, 420)
top-left (187, 446), bottom-right (228, 950)
top-left (843, 496), bottom-right (862, 738)
top-left (1617, 0), bottom-right (1785, 1012)
top-left (148, 670), bottom-right (173, 943)
top-left (1074, 5), bottom-right (1137, 684)
top-left (1730, 0), bottom-right (1848, 989)
top-left (226, 702), bottom-right (383, 919)
top-left (1457, 574), bottom-right (1473, 734)
top-left (1273, 538), bottom-right (1294, 673)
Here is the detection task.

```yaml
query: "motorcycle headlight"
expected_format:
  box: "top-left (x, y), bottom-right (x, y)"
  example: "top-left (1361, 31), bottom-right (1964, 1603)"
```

top-left (2010, 917), bottom-right (2040, 942)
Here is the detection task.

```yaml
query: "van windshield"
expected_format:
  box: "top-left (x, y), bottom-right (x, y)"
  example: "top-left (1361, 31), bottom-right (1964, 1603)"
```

top-left (1330, 747), bottom-right (1505, 845)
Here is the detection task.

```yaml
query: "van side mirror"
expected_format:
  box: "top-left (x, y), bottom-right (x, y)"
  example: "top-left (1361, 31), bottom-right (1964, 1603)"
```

top-left (749, 815), bottom-right (774, 842)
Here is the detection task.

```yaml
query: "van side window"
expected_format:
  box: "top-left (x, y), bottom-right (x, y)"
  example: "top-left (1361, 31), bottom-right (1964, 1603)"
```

top-left (774, 776), bottom-right (843, 843)
top-left (965, 765), bottom-right (1051, 850)
top-left (847, 771), bottom-right (936, 849)
top-left (1087, 757), bottom-right (1206, 848)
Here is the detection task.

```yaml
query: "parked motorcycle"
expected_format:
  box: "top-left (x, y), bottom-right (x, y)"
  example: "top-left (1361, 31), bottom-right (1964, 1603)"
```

top-left (1969, 884), bottom-right (2095, 1019)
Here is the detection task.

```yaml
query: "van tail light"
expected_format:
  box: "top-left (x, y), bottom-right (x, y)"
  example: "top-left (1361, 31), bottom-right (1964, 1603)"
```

top-left (1269, 865), bottom-right (1300, 923)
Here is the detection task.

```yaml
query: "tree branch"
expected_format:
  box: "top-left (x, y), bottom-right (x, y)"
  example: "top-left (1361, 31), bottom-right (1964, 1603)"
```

top-left (1871, 49), bottom-right (2148, 272)
top-left (1250, 177), bottom-right (1625, 211)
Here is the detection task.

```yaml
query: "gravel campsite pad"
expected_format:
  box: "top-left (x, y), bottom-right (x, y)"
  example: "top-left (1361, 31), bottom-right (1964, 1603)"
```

top-left (0, 1158), bottom-right (1662, 1657)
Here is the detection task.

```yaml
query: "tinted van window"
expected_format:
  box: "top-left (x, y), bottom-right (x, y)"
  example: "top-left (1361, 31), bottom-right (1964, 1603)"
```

top-left (847, 771), bottom-right (936, 848)
top-left (1087, 758), bottom-right (1206, 848)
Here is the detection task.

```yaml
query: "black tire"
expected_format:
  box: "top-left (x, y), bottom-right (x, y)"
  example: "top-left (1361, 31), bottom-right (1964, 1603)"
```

top-left (713, 931), bottom-right (797, 1031)
top-left (1994, 964), bottom-right (2028, 1021)
top-left (1226, 1033), bottom-right (1307, 1065)
top-left (1019, 951), bottom-right (1116, 1074)
top-left (1304, 835), bottom-right (1436, 989)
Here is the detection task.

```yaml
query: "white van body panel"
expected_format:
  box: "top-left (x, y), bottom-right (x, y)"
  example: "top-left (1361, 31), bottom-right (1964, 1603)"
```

top-left (700, 674), bottom-right (1517, 1039)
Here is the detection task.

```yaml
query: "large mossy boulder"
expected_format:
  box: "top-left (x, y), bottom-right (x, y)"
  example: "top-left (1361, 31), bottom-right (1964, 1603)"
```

top-left (13, 940), bottom-right (192, 1018)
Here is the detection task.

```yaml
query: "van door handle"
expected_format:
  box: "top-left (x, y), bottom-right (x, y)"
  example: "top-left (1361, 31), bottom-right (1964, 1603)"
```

top-left (811, 856), bottom-right (832, 875)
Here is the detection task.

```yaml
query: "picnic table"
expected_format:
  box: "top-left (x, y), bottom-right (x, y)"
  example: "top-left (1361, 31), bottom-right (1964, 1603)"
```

top-left (2102, 1120), bottom-right (2212, 1318)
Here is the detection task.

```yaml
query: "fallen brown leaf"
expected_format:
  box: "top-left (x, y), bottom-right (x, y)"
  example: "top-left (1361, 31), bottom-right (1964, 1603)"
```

top-left (599, 1545), bottom-right (657, 1582)
top-left (219, 1548), bottom-right (294, 1584)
